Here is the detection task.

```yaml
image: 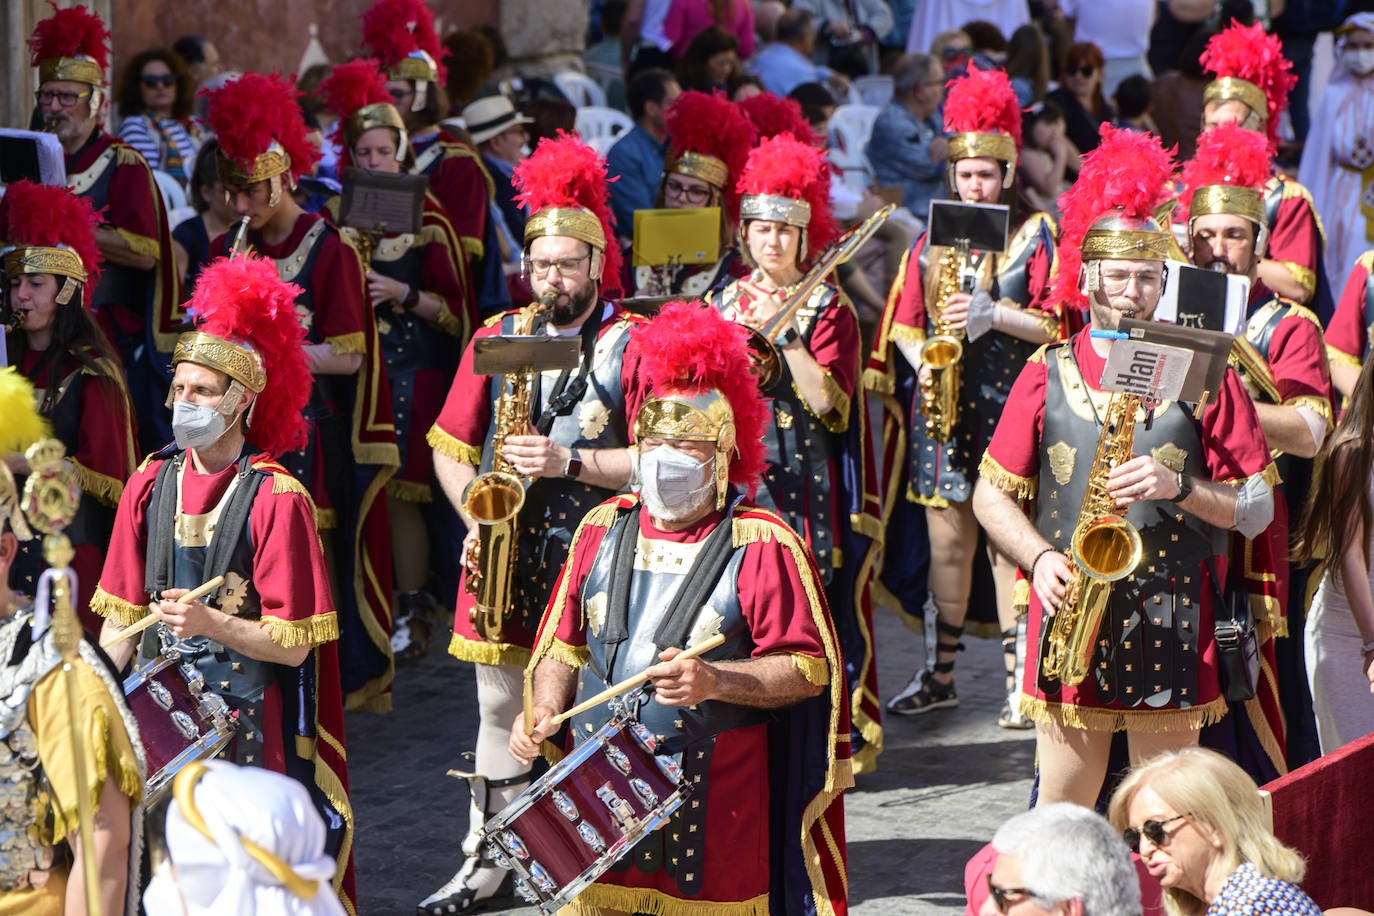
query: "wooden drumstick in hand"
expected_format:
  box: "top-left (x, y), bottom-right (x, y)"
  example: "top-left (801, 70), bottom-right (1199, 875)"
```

top-left (99, 575), bottom-right (226, 649)
top-left (550, 633), bottom-right (726, 726)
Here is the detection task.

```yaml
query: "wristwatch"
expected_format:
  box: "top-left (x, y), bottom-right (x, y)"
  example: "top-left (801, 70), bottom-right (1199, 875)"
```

top-left (1169, 471), bottom-right (1193, 503)
top-left (774, 326), bottom-right (800, 347)
top-left (564, 448), bottom-right (583, 480)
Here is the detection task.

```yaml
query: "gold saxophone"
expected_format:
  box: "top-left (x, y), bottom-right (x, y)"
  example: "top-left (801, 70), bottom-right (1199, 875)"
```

top-left (1041, 391), bottom-right (1145, 686)
top-left (460, 294), bottom-right (552, 642)
top-left (918, 244), bottom-right (970, 442)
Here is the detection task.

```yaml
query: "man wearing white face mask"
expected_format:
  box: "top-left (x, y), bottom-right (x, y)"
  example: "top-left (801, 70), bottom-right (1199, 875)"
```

top-left (95, 255), bottom-right (357, 911)
top-left (511, 301), bottom-right (852, 915)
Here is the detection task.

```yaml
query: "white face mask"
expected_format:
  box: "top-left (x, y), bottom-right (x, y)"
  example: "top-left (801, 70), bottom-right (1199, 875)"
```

top-left (639, 445), bottom-right (716, 521)
top-left (172, 400), bottom-right (230, 451)
top-left (1346, 48), bottom-right (1374, 76)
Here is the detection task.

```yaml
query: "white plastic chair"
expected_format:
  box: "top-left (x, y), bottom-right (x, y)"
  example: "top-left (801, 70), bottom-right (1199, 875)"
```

top-left (576, 106), bottom-right (635, 154)
top-left (554, 71), bottom-right (608, 108)
top-left (828, 104), bottom-right (881, 190)
top-left (849, 75), bottom-right (894, 108)
top-left (151, 168), bottom-right (197, 228)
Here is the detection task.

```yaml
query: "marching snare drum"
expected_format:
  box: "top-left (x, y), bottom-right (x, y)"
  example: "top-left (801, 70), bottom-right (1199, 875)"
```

top-left (481, 705), bottom-right (688, 912)
top-left (123, 652), bottom-right (234, 805)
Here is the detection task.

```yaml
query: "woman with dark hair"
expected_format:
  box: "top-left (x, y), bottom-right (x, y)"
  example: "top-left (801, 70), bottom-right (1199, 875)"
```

top-left (117, 48), bottom-right (203, 183)
top-left (171, 138), bottom-right (237, 291)
top-left (664, 0), bottom-right (756, 59)
top-left (676, 26), bottom-right (743, 93)
top-left (1004, 23), bottom-right (1049, 105)
top-left (1297, 353), bottom-right (1374, 753)
top-left (1047, 41), bottom-right (1114, 154)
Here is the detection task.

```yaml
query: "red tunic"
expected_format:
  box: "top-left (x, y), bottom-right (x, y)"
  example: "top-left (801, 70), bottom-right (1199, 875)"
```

top-left (1265, 175), bottom-right (1325, 305)
top-left (1326, 250), bottom-right (1374, 366)
top-left (414, 130), bottom-right (493, 287)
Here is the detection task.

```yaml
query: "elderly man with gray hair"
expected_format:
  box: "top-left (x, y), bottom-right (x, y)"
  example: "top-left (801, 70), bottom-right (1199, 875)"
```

top-left (980, 803), bottom-right (1142, 916)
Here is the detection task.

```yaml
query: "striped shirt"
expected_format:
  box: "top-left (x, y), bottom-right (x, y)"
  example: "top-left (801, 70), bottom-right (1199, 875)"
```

top-left (117, 114), bottom-right (201, 182)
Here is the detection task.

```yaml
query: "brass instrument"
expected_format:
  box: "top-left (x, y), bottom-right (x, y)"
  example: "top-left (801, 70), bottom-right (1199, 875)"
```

top-left (1041, 391), bottom-right (1145, 687)
top-left (918, 242), bottom-right (974, 442)
top-left (743, 204), bottom-right (894, 389)
top-left (459, 293), bottom-right (552, 642)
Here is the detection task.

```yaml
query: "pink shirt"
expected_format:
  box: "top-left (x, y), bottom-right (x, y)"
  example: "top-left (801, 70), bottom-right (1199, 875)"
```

top-left (664, 0), bottom-right (756, 59)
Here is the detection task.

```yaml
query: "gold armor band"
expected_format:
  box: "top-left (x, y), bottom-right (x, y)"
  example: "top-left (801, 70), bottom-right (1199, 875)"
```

top-left (172, 331), bottom-right (268, 393)
top-left (947, 131), bottom-right (1017, 164)
top-left (39, 57), bottom-right (103, 86)
top-left (524, 207), bottom-right (607, 250)
top-left (346, 103), bottom-right (406, 146)
top-left (1204, 77), bottom-right (1267, 122)
top-left (1189, 185), bottom-right (1265, 225)
top-left (389, 53), bottom-right (439, 85)
top-left (1081, 227), bottom-right (1173, 261)
top-left (3, 246), bottom-right (85, 283)
top-left (666, 151), bottom-right (728, 190)
top-left (636, 391), bottom-right (736, 449)
top-left (216, 148), bottom-right (291, 186)
top-left (740, 193), bottom-right (811, 228)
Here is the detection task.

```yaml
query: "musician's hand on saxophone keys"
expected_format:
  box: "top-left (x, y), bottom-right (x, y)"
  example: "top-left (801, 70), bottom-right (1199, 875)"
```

top-left (1106, 455), bottom-right (1177, 507)
top-left (500, 429), bottom-right (570, 479)
top-left (1031, 548), bottom-right (1073, 615)
top-left (937, 291), bottom-right (972, 332)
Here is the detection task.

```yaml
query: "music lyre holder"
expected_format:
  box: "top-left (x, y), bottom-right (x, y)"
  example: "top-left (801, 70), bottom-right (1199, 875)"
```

top-left (473, 336), bottom-right (582, 377)
top-left (339, 167), bottom-right (426, 235)
top-left (1105, 318), bottom-right (1234, 416)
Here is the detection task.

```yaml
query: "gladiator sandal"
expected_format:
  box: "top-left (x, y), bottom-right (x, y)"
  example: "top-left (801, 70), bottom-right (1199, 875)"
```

top-left (887, 620), bottom-right (962, 715)
top-left (416, 767), bottom-right (529, 914)
top-left (392, 590), bottom-right (437, 665)
top-left (997, 624), bottom-right (1033, 730)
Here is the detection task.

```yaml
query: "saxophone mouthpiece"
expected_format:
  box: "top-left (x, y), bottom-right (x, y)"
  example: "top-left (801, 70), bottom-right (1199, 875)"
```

top-left (1208, 260), bottom-right (1229, 273)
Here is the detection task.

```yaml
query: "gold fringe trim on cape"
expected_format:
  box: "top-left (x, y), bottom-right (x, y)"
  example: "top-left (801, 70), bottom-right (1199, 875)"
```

top-left (315, 507), bottom-right (338, 530)
top-left (794, 371), bottom-right (850, 434)
top-left (1327, 345), bottom-right (1362, 371)
top-left (387, 478), bottom-right (433, 502)
top-left (426, 425), bottom-right (482, 465)
top-left (91, 585), bottom-right (148, 626)
top-left (461, 236), bottom-right (485, 260)
top-left (1017, 692), bottom-right (1229, 733)
top-left (447, 632), bottom-right (532, 668)
top-left (979, 452), bottom-right (1037, 500)
top-left (432, 303), bottom-right (464, 337)
top-left (70, 459), bottom-right (124, 507)
top-left (1259, 461), bottom-right (1283, 489)
top-left (259, 611), bottom-right (340, 648)
top-left (888, 323), bottom-right (925, 344)
top-left (1273, 259), bottom-right (1316, 295)
top-left (326, 332), bottom-right (367, 355)
top-left (862, 364), bottom-right (894, 396)
top-left (569, 885), bottom-right (769, 916)
top-left (50, 703), bottom-right (146, 840)
top-left (543, 637), bottom-right (589, 671)
top-left (910, 485), bottom-right (951, 509)
top-left (1012, 578), bottom-right (1030, 611)
top-left (790, 652), bottom-right (830, 686)
top-left (310, 715), bottom-right (357, 914)
top-left (1284, 393), bottom-right (1333, 426)
top-left (114, 226), bottom-right (160, 260)
top-left (1249, 593), bottom-right (1285, 636)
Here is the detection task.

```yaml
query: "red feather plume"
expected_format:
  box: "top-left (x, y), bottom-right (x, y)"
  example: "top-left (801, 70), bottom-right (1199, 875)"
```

top-left (28, 2), bottom-right (110, 74)
top-left (514, 131), bottom-right (622, 295)
top-left (1052, 125), bottom-right (1177, 309)
top-left (738, 92), bottom-right (819, 146)
top-left (943, 65), bottom-right (1022, 149)
top-left (0, 181), bottom-right (103, 306)
top-left (360, 0), bottom-right (448, 83)
top-left (665, 91), bottom-right (758, 223)
top-left (184, 256), bottom-right (312, 458)
top-left (1200, 21), bottom-right (1296, 147)
top-left (627, 300), bottom-right (770, 494)
top-left (736, 133), bottom-right (837, 254)
top-left (1177, 122), bottom-right (1272, 225)
top-left (318, 59), bottom-right (395, 169)
top-left (204, 72), bottom-right (320, 183)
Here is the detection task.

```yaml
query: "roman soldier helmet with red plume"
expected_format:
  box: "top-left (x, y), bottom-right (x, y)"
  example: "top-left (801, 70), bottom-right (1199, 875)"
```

top-left (29, 2), bottom-right (110, 94)
top-left (174, 255), bottom-right (313, 458)
top-left (318, 58), bottom-right (409, 168)
top-left (514, 131), bottom-right (622, 295)
top-left (360, 0), bottom-right (447, 113)
top-left (0, 181), bottom-right (103, 308)
top-left (943, 65), bottom-right (1023, 189)
top-left (1053, 125), bottom-right (1177, 311)
top-left (736, 132), bottom-right (838, 265)
top-left (1200, 21), bottom-right (1297, 148)
top-left (205, 72), bottom-right (320, 194)
top-left (1179, 122), bottom-right (1272, 251)
top-left (629, 300), bottom-right (770, 507)
top-left (738, 92), bottom-right (819, 146)
top-left (662, 91), bottom-right (758, 224)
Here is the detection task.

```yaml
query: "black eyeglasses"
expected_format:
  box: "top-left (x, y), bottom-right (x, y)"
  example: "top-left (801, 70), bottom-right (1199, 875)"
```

top-left (35, 88), bottom-right (92, 108)
top-left (986, 876), bottom-right (1032, 913)
top-left (663, 177), bottom-right (712, 205)
top-left (141, 73), bottom-right (176, 88)
top-left (525, 254), bottom-right (592, 277)
top-left (1123, 813), bottom-right (1190, 853)
top-left (1066, 65), bottom-right (1097, 77)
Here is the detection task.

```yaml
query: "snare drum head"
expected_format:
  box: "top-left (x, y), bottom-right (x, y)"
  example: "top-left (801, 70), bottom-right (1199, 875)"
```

top-left (124, 656), bottom-right (234, 804)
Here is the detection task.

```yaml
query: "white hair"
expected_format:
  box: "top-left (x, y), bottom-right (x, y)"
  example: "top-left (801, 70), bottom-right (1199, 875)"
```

top-left (991, 803), bottom-right (1142, 916)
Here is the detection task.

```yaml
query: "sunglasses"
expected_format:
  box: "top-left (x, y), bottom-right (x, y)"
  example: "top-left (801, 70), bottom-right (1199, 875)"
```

top-left (142, 73), bottom-right (176, 88)
top-left (1122, 813), bottom-right (1190, 853)
top-left (1066, 65), bottom-right (1097, 77)
top-left (942, 47), bottom-right (972, 60)
top-left (986, 876), bottom-right (1032, 913)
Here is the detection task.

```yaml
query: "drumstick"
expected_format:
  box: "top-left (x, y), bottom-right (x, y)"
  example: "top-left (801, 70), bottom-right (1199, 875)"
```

top-left (99, 575), bottom-right (226, 649)
top-left (550, 633), bottom-right (726, 727)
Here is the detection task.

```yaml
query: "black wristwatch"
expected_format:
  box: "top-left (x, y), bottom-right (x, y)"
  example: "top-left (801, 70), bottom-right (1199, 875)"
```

top-left (1170, 471), bottom-right (1193, 503)
top-left (774, 326), bottom-right (800, 347)
top-left (564, 448), bottom-right (583, 480)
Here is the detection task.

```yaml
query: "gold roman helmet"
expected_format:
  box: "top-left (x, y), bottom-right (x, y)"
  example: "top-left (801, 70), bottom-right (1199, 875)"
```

top-left (168, 331), bottom-right (267, 420)
top-left (1081, 212), bottom-right (1173, 263)
top-left (1202, 77), bottom-right (1268, 128)
top-left (947, 132), bottom-right (1019, 189)
top-left (665, 151), bottom-right (729, 192)
top-left (636, 389), bottom-right (737, 510)
top-left (2, 244), bottom-right (86, 306)
top-left (346, 102), bottom-right (408, 150)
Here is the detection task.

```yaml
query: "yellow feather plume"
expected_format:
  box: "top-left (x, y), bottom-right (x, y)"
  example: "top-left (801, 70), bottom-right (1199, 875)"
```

top-left (0, 367), bottom-right (51, 456)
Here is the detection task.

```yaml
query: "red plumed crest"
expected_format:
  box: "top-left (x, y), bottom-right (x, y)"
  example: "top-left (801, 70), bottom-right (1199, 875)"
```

top-left (360, 0), bottom-right (448, 83)
top-left (1052, 125), bottom-right (1177, 309)
top-left (665, 91), bottom-right (757, 222)
top-left (1177, 122), bottom-right (1272, 224)
top-left (628, 301), bottom-right (770, 494)
top-left (737, 92), bottom-right (819, 146)
top-left (1200, 21), bottom-right (1296, 146)
top-left (185, 256), bottom-right (312, 458)
top-left (28, 2), bottom-right (109, 74)
top-left (318, 59), bottom-right (395, 168)
top-left (736, 133), bottom-right (838, 254)
top-left (204, 72), bottom-right (320, 183)
top-left (514, 132), bottom-right (622, 295)
top-left (943, 65), bottom-right (1022, 148)
top-left (0, 181), bottom-right (103, 305)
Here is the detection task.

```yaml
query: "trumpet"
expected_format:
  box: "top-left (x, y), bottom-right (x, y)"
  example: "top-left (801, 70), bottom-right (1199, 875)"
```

top-left (228, 215), bottom-right (252, 258)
